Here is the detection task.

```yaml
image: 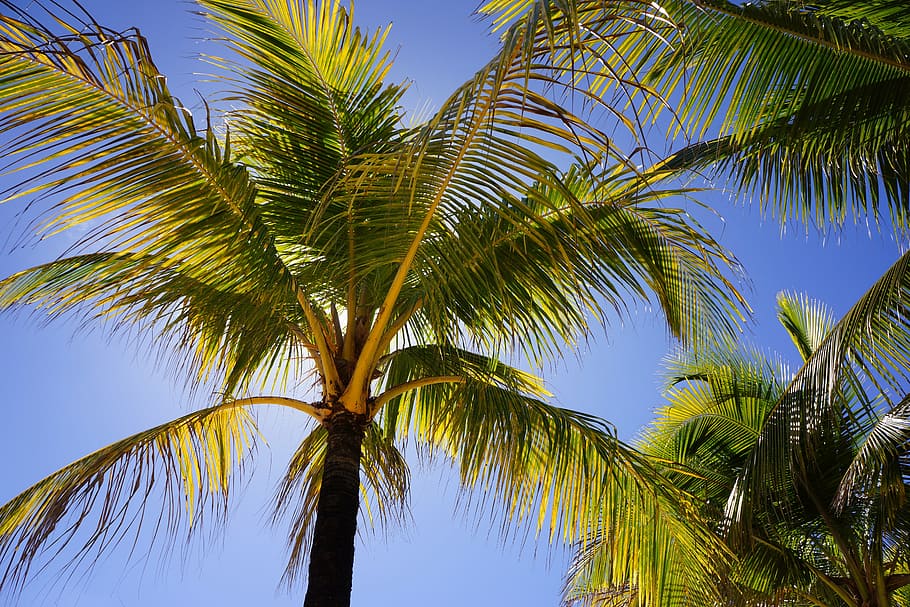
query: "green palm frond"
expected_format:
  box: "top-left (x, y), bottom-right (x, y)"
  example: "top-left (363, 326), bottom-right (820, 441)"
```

top-left (814, 0), bottom-right (910, 38)
top-left (412, 160), bottom-right (745, 359)
top-left (563, 284), bottom-right (910, 607)
top-left (0, 4), bottom-right (314, 392)
top-left (776, 291), bottom-right (837, 363)
top-left (745, 251), bottom-right (910, 516)
top-left (0, 253), bottom-right (311, 392)
top-left (836, 393), bottom-right (910, 517)
top-left (653, 0), bottom-right (910, 229)
top-left (200, 0), bottom-right (408, 263)
top-left (482, 1), bottom-right (910, 230)
top-left (563, 460), bottom-right (731, 607)
top-left (0, 404), bottom-right (257, 593)
top-left (272, 422), bottom-right (409, 588)
top-left (478, 0), bottom-right (682, 130)
top-left (378, 344), bottom-right (702, 577)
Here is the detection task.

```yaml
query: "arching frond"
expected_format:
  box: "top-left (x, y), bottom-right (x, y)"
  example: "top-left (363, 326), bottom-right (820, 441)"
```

top-left (776, 291), bottom-right (837, 363)
top-left (0, 3), bottom-right (310, 391)
top-left (0, 404), bottom-right (257, 594)
top-left (381, 345), bottom-right (672, 552)
top-left (478, 0), bottom-right (682, 136)
top-left (409, 161), bottom-right (745, 361)
top-left (0, 253), bottom-right (312, 392)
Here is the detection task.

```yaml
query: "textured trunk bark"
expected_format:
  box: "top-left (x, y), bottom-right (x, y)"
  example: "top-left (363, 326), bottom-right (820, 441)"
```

top-left (303, 410), bottom-right (366, 607)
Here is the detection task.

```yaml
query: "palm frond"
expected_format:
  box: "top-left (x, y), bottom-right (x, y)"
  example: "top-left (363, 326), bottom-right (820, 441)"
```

top-left (776, 291), bottom-right (838, 363)
top-left (410, 160), bottom-right (746, 360)
top-left (381, 345), bottom-right (610, 544)
top-left (653, 0), bottom-right (910, 229)
top-left (0, 404), bottom-right (257, 593)
top-left (815, 0), bottom-right (910, 38)
top-left (563, 461), bottom-right (731, 607)
top-left (0, 252), bottom-right (312, 393)
top-left (0, 3), bottom-right (316, 391)
top-left (478, 0), bottom-right (683, 135)
top-left (746, 250), bottom-right (910, 516)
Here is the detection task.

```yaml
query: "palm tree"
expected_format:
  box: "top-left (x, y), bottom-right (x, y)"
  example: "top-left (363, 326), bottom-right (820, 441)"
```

top-left (0, 1), bottom-right (744, 605)
top-left (566, 288), bottom-right (910, 607)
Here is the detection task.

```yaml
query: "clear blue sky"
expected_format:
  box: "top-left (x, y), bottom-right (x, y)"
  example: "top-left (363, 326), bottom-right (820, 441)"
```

top-left (0, 1), bottom-right (903, 606)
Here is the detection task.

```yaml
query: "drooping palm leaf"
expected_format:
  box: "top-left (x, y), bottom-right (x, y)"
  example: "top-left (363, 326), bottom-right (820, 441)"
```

top-left (0, 404), bottom-right (257, 593)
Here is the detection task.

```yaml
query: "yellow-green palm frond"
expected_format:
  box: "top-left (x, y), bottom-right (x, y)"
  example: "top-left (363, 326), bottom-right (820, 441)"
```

top-left (386, 159), bottom-right (746, 374)
top-left (478, 0), bottom-right (682, 133)
top-left (0, 404), bottom-right (258, 594)
top-left (377, 344), bottom-right (551, 436)
top-left (651, 347), bottom-right (789, 471)
top-left (482, 1), bottom-right (910, 232)
top-left (563, 458), bottom-right (732, 607)
top-left (817, 0), bottom-right (910, 38)
top-left (406, 160), bottom-right (745, 361)
top-left (272, 423), bottom-right (409, 588)
top-left (776, 291), bottom-right (838, 363)
top-left (0, 252), bottom-right (311, 394)
top-left (376, 342), bottom-right (709, 593)
top-left (0, 3), bottom-right (316, 391)
top-left (199, 0), bottom-right (407, 248)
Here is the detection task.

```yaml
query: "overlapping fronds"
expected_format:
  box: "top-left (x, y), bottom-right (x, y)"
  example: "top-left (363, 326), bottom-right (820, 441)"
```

top-left (410, 160), bottom-right (745, 360)
top-left (272, 423), bottom-right (409, 588)
top-left (0, 2), bottom-right (311, 392)
top-left (478, 0), bottom-right (682, 132)
top-left (0, 404), bottom-right (257, 594)
top-left (569, 288), bottom-right (910, 606)
top-left (481, 0), bottom-right (910, 231)
top-left (377, 343), bottom-right (713, 587)
top-left (199, 0), bottom-right (410, 296)
top-left (745, 254), bottom-right (910, 519)
top-left (563, 457), bottom-right (731, 607)
top-left (0, 253), bottom-right (310, 392)
top-left (562, 347), bottom-right (791, 607)
top-left (652, 0), bottom-right (910, 230)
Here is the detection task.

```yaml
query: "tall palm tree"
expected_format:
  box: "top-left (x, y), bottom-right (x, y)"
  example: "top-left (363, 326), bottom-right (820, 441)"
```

top-left (0, 1), bottom-right (744, 605)
top-left (566, 288), bottom-right (910, 607)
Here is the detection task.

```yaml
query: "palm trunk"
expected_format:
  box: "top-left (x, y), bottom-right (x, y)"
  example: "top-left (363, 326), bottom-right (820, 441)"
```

top-left (303, 410), bottom-right (366, 607)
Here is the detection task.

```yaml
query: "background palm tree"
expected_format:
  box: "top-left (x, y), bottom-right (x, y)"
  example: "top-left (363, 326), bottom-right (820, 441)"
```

top-left (0, 1), bottom-right (744, 605)
top-left (566, 289), bottom-right (910, 607)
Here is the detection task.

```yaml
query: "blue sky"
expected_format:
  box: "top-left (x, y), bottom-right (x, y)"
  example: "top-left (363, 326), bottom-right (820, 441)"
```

top-left (0, 1), bottom-right (904, 606)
